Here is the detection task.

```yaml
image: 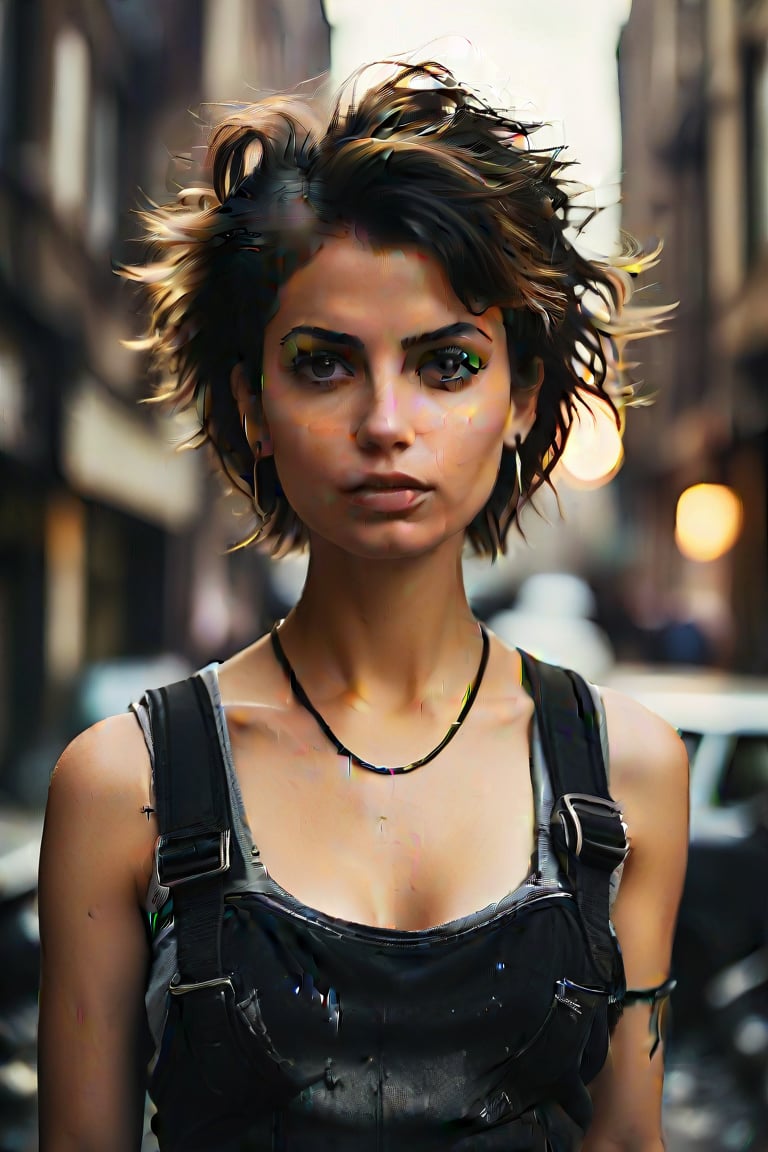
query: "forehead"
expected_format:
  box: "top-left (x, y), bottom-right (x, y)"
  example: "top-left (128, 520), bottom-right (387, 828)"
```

top-left (267, 235), bottom-right (502, 341)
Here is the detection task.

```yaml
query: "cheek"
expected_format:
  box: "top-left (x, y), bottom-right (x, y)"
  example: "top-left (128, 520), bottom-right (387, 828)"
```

top-left (428, 400), bottom-right (509, 473)
top-left (268, 401), bottom-right (345, 460)
top-left (268, 413), bottom-right (348, 514)
top-left (452, 397), bottom-right (505, 433)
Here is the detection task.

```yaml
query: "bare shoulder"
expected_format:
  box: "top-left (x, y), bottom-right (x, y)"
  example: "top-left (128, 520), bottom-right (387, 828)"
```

top-left (52, 710), bottom-right (150, 784)
top-left (597, 685), bottom-right (690, 837)
top-left (599, 685), bottom-right (689, 790)
top-left (49, 712), bottom-right (152, 814)
top-left (44, 713), bottom-right (155, 903)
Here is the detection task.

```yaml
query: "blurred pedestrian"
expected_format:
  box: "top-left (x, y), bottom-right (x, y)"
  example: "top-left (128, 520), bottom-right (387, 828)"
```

top-left (37, 56), bottom-right (687, 1151)
top-left (489, 573), bottom-right (616, 681)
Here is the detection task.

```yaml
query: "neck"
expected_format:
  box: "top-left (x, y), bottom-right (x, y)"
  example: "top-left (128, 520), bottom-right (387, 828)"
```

top-left (277, 535), bottom-right (481, 711)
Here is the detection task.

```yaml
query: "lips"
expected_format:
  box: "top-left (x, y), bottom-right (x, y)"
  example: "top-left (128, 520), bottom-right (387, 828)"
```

top-left (342, 473), bottom-right (432, 513)
top-left (345, 473), bottom-right (431, 492)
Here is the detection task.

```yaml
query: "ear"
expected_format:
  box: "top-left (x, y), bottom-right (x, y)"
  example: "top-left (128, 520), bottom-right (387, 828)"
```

top-left (503, 355), bottom-right (543, 449)
top-left (230, 362), bottom-right (273, 457)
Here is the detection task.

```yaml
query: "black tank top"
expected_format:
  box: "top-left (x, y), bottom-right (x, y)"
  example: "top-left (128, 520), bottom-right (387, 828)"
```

top-left (134, 662), bottom-right (624, 1152)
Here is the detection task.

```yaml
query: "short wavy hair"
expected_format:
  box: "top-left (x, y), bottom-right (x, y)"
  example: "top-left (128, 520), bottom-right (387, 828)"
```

top-left (119, 59), bottom-right (667, 558)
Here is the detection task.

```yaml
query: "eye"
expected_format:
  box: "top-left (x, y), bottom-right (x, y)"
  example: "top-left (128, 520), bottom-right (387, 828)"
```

top-left (288, 352), bottom-right (355, 387)
top-left (416, 346), bottom-right (485, 390)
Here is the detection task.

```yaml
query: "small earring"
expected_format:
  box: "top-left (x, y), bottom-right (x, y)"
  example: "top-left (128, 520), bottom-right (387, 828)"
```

top-left (252, 455), bottom-right (277, 521)
top-left (250, 439), bottom-right (270, 520)
top-left (514, 435), bottom-right (523, 495)
top-left (242, 414), bottom-right (264, 458)
top-left (242, 412), bottom-right (267, 517)
top-left (252, 460), bottom-right (268, 519)
top-left (196, 383), bottom-right (209, 429)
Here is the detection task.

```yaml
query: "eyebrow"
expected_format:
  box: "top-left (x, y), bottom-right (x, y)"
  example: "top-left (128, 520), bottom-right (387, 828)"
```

top-left (402, 322), bottom-right (492, 349)
top-left (280, 326), bottom-right (364, 350)
top-left (279, 322), bottom-right (492, 351)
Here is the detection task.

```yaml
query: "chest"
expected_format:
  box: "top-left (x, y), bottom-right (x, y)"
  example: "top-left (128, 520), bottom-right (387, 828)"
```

top-left (225, 695), bottom-right (538, 931)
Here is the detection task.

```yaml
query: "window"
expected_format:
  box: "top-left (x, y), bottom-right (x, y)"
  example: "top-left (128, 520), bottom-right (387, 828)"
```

top-left (680, 730), bottom-right (703, 766)
top-left (719, 735), bottom-right (768, 805)
top-left (87, 94), bottom-right (116, 250)
top-left (0, 0), bottom-right (13, 160)
top-left (49, 25), bottom-right (90, 216)
top-left (202, 0), bottom-right (246, 99)
top-left (0, 338), bottom-right (24, 453)
top-left (745, 39), bottom-right (768, 260)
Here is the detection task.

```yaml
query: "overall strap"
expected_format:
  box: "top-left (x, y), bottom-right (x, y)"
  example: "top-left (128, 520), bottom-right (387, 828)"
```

top-left (519, 651), bottom-right (629, 988)
top-left (145, 676), bottom-right (232, 988)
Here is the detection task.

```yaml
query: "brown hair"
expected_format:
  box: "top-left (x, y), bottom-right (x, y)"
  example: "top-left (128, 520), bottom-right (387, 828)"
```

top-left (118, 59), bottom-right (667, 557)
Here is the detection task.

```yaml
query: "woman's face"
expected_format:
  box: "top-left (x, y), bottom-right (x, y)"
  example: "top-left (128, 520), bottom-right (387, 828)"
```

top-left (252, 234), bottom-right (538, 560)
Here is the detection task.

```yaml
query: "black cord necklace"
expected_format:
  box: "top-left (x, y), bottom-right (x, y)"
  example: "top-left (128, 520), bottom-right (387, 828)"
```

top-left (269, 621), bottom-right (490, 776)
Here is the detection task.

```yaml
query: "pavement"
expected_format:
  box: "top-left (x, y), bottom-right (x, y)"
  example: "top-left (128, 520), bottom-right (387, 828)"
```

top-left (664, 1038), bottom-right (768, 1151)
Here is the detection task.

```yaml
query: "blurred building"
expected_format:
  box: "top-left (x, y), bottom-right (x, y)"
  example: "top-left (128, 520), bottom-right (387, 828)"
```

top-left (0, 0), bottom-right (329, 803)
top-left (619, 0), bottom-right (768, 672)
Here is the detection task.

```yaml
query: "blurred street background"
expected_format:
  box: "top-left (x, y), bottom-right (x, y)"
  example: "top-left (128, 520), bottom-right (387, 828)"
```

top-left (1, 1), bottom-right (767, 1149)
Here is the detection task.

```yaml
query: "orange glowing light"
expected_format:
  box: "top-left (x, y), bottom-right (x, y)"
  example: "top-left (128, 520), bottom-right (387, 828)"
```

top-left (559, 395), bottom-right (624, 488)
top-left (675, 484), bottom-right (743, 562)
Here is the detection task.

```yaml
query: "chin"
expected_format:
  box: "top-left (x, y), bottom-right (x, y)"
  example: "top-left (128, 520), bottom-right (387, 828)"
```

top-left (310, 518), bottom-right (466, 562)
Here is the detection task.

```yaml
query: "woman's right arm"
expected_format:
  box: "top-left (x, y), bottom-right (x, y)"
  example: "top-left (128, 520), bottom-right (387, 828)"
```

top-left (37, 714), bottom-right (156, 1152)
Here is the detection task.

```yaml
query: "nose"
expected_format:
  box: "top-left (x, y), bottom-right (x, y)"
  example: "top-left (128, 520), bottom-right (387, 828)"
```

top-left (353, 370), bottom-right (418, 453)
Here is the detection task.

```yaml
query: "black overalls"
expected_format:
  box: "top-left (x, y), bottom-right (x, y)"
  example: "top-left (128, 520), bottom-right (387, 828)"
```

top-left (136, 653), bottom-right (628, 1151)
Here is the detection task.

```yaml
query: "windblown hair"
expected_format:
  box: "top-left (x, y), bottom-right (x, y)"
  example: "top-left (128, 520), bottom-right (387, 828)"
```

top-left (118, 59), bottom-right (667, 557)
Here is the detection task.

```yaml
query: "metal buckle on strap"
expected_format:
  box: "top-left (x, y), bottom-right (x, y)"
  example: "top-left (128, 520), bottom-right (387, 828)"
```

top-left (554, 794), bottom-right (629, 870)
top-left (155, 828), bottom-right (231, 888)
top-left (169, 973), bottom-right (235, 997)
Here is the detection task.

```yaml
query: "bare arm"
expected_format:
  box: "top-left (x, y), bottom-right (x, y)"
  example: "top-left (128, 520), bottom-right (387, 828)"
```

top-left (37, 714), bottom-right (156, 1152)
top-left (584, 688), bottom-right (690, 1152)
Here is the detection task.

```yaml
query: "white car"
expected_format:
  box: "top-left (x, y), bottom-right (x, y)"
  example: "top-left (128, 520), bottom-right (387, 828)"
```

top-left (603, 667), bottom-right (768, 842)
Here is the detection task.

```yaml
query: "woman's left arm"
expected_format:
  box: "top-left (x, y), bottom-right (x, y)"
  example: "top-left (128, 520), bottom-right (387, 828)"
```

top-left (584, 687), bottom-right (690, 1152)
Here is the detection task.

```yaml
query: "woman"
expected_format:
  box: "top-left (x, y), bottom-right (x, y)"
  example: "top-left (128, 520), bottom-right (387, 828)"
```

top-left (37, 59), bottom-right (688, 1151)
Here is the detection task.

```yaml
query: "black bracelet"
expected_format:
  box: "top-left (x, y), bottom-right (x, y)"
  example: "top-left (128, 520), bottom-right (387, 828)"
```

top-left (621, 978), bottom-right (677, 1059)
top-left (622, 977), bottom-right (677, 1005)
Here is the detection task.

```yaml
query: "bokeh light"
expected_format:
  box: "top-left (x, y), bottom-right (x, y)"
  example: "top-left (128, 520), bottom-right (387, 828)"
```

top-left (675, 483), bottom-right (744, 562)
top-left (558, 395), bottom-right (625, 488)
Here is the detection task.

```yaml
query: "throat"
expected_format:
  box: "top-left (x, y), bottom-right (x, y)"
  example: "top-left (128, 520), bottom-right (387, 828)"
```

top-left (271, 622), bottom-right (490, 775)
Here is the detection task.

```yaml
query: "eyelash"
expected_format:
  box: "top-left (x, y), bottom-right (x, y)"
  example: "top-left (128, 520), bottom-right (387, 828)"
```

top-left (416, 346), bottom-right (485, 389)
top-left (286, 352), bottom-right (355, 390)
top-left (287, 346), bottom-right (487, 391)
